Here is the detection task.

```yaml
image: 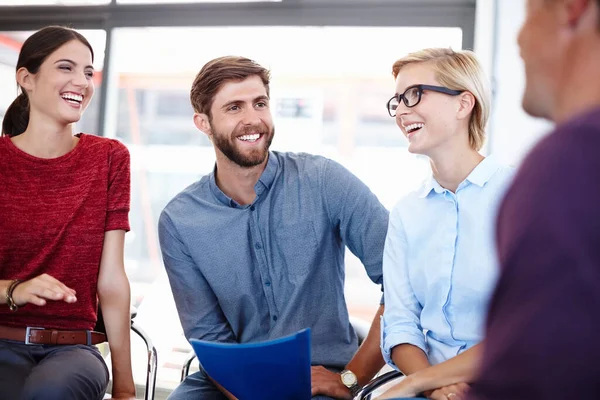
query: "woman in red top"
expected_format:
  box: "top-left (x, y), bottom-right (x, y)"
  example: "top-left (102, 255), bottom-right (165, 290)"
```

top-left (0, 26), bottom-right (135, 400)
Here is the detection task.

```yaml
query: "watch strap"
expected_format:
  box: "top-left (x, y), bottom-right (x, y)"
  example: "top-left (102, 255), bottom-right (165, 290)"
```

top-left (349, 384), bottom-right (362, 398)
top-left (341, 369), bottom-right (361, 398)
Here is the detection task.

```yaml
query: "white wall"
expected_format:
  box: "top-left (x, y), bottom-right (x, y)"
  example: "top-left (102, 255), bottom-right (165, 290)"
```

top-left (475, 0), bottom-right (553, 166)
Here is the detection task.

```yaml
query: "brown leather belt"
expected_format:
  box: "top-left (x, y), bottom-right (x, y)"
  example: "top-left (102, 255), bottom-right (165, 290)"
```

top-left (0, 325), bottom-right (106, 346)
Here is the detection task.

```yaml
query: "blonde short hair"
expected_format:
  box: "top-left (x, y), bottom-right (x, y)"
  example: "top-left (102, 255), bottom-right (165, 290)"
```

top-left (392, 48), bottom-right (490, 151)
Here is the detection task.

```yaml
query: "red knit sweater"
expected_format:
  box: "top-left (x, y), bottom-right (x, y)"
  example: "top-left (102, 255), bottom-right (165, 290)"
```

top-left (0, 133), bottom-right (130, 330)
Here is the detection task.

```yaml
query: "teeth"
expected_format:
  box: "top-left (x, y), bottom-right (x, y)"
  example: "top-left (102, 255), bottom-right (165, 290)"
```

top-left (404, 123), bottom-right (424, 133)
top-left (238, 134), bottom-right (260, 142)
top-left (61, 93), bottom-right (83, 102)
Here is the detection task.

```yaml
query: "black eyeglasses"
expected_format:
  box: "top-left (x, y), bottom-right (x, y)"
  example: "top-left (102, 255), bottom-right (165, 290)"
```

top-left (386, 84), bottom-right (464, 117)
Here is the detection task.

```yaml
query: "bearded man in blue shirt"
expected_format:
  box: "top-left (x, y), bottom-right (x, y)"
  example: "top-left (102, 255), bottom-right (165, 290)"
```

top-left (158, 56), bottom-right (389, 400)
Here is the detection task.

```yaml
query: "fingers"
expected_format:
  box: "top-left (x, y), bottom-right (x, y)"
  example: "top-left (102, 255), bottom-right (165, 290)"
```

top-left (428, 390), bottom-right (448, 400)
top-left (310, 365), bottom-right (327, 382)
top-left (428, 384), bottom-right (469, 400)
top-left (36, 286), bottom-right (76, 302)
top-left (446, 382), bottom-right (470, 399)
top-left (37, 274), bottom-right (77, 302)
top-left (20, 293), bottom-right (48, 307)
top-left (310, 366), bottom-right (326, 395)
top-left (454, 383), bottom-right (470, 395)
top-left (12, 274), bottom-right (77, 306)
top-left (310, 366), bottom-right (351, 399)
top-left (39, 274), bottom-right (77, 297)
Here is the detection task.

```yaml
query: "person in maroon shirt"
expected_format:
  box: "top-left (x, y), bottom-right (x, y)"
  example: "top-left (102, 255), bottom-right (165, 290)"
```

top-left (468, 0), bottom-right (600, 399)
top-left (0, 27), bottom-right (135, 400)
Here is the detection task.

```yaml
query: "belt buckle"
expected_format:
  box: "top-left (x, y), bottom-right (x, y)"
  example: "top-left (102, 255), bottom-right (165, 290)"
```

top-left (25, 326), bottom-right (45, 345)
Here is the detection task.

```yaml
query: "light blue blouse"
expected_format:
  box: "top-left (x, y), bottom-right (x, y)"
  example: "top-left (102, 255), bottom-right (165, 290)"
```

top-left (381, 156), bottom-right (514, 367)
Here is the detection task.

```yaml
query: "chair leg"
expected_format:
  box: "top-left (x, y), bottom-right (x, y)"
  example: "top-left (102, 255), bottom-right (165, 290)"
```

top-left (181, 352), bottom-right (196, 383)
top-left (131, 321), bottom-right (158, 400)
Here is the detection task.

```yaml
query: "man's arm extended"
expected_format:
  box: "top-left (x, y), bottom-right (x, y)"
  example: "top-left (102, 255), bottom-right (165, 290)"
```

top-left (311, 305), bottom-right (386, 399)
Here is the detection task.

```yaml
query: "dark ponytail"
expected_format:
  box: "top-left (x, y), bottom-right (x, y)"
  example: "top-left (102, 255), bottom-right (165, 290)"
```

top-left (2, 93), bottom-right (30, 138)
top-left (1, 26), bottom-right (94, 138)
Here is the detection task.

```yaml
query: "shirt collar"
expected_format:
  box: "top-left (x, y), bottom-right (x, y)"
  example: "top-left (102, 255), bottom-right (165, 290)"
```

top-left (464, 154), bottom-right (501, 187)
top-left (418, 176), bottom-right (444, 198)
top-left (417, 154), bottom-right (501, 198)
top-left (256, 151), bottom-right (278, 193)
top-left (209, 152), bottom-right (279, 208)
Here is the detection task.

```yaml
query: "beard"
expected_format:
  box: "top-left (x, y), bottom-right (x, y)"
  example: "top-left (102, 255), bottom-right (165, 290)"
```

top-left (211, 122), bottom-right (275, 168)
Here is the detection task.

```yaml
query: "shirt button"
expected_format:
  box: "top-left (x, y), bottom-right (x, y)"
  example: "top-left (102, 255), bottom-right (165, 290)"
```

top-left (255, 243), bottom-right (262, 249)
top-left (265, 281), bottom-right (271, 287)
top-left (273, 316), bottom-right (278, 321)
top-left (250, 206), bottom-right (255, 211)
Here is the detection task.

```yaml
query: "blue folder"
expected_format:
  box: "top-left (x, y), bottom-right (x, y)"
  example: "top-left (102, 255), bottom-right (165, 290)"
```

top-left (189, 328), bottom-right (312, 400)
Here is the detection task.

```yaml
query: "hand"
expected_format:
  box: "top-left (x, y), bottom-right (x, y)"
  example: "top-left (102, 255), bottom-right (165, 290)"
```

top-left (311, 366), bottom-right (352, 399)
top-left (110, 389), bottom-right (136, 400)
top-left (428, 383), bottom-right (470, 400)
top-left (374, 376), bottom-right (419, 400)
top-left (12, 274), bottom-right (77, 307)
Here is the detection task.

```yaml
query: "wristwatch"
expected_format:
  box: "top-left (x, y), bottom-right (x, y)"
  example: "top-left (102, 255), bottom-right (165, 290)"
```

top-left (340, 369), bottom-right (361, 398)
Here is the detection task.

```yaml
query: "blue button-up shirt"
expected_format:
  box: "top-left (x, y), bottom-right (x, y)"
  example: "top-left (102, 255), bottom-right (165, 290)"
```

top-left (381, 156), bottom-right (514, 367)
top-left (158, 151), bottom-right (388, 368)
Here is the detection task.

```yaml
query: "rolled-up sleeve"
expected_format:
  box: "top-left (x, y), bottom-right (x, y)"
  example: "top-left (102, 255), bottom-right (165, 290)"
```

top-left (158, 210), bottom-right (236, 344)
top-left (381, 204), bottom-right (426, 367)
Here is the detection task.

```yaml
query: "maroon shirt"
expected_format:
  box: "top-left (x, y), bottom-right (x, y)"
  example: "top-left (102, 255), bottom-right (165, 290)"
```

top-left (469, 107), bottom-right (600, 399)
top-left (0, 133), bottom-right (130, 330)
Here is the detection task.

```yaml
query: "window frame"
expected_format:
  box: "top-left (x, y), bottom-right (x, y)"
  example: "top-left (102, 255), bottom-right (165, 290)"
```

top-left (0, 0), bottom-right (475, 135)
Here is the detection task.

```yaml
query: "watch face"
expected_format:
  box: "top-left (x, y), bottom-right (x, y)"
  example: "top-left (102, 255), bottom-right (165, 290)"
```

top-left (341, 371), bottom-right (357, 386)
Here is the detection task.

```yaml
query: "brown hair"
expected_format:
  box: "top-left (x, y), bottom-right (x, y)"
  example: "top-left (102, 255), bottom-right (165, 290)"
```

top-left (190, 56), bottom-right (271, 117)
top-left (392, 48), bottom-right (491, 151)
top-left (1, 26), bottom-right (94, 137)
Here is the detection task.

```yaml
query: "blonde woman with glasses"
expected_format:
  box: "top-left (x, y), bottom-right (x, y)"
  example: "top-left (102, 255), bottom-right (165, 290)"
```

top-left (376, 48), bottom-right (514, 400)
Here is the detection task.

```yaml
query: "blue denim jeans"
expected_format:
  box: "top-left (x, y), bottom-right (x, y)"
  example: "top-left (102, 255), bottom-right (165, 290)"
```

top-left (168, 366), bottom-right (336, 400)
top-left (0, 339), bottom-right (109, 400)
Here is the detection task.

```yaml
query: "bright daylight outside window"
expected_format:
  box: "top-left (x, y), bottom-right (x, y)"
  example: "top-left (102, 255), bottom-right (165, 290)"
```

top-left (99, 25), bottom-right (463, 392)
top-left (0, 0), bottom-right (109, 4)
top-left (117, 0), bottom-right (280, 3)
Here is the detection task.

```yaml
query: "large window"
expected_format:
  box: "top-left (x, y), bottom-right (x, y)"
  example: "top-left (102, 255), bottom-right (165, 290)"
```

top-left (104, 25), bottom-right (463, 391)
top-left (0, 0), bottom-right (109, 4)
top-left (118, 0), bottom-right (280, 3)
